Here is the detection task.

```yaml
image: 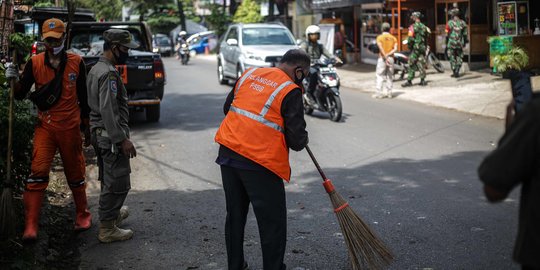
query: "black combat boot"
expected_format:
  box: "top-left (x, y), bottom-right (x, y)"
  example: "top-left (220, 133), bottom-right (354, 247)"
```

top-left (454, 67), bottom-right (460, 78)
top-left (401, 80), bottom-right (413, 87)
top-left (451, 68), bottom-right (456, 77)
top-left (419, 79), bottom-right (428, 86)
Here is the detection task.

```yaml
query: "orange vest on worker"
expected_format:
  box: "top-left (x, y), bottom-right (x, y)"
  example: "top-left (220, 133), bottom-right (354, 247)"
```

top-left (215, 67), bottom-right (299, 181)
top-left (31, 52), bottom-right (83, 130)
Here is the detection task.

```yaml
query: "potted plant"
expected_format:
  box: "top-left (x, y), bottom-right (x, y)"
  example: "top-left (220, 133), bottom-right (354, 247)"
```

top-left (493, 46), bottom-right (532, 112)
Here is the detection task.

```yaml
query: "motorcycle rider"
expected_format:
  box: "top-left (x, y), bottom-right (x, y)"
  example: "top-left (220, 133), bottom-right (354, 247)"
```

top-left (299, 25), bottom-right (342, 101)
top-left (176, 31), bottom-right (188, 59)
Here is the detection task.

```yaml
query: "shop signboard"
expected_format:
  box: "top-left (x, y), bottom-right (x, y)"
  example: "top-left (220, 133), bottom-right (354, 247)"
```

top-left (498, 2), bottom-right (518, 36)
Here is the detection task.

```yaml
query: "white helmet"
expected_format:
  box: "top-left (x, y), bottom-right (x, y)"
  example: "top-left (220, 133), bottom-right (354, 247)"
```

top-left (179, 31), bottom-right (187, 37)
top-left (305, 25), bottom-right (320, 38)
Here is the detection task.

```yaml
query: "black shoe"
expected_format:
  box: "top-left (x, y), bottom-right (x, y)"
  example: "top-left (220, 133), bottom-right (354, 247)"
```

top-left (419, 79), bottom-right (428, 86)
top-left (450, 71), bottom-right (456, 78)
top-left (243, 261), bottom-right (250, 270)
top-left (401, 81), bottom-right (413, 87)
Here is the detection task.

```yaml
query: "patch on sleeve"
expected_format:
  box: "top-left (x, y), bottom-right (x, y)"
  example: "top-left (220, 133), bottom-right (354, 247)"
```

top-left (110, 79), bottom-right (118, 97)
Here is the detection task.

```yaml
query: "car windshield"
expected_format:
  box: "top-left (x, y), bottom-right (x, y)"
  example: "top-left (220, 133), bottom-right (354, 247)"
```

top-left (69, 29), bottom-right (144, 56)
top-left (155, 36), bottom-right (170, 46)
top-left (241, 27), bottom-right (295, 46)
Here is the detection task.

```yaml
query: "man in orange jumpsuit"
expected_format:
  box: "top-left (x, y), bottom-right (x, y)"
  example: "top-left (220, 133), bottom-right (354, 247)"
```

top-left (5, 18), bottom-right (92, 242)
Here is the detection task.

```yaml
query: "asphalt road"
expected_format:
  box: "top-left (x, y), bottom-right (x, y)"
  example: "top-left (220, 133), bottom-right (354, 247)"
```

top-left (79, 55), bottom-right (519, 270)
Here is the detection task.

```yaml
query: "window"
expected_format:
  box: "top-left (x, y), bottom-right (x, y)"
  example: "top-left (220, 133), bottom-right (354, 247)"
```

top-left (226, 27), bottom-right (238, 41)
top-left (241, 28), bottom-right (295, 45)
top-left (69, 29), bottom-right (144, 56)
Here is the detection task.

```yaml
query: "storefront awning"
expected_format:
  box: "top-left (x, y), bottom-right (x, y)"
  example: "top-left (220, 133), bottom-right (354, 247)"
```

top-left (311, 0), bottom-right (382, 10)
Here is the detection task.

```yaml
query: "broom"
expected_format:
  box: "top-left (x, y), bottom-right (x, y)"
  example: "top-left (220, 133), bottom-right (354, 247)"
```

top-left (305, 145), bottom-right (393, 270)
top-left (0, 50), bottom-right (17, 239)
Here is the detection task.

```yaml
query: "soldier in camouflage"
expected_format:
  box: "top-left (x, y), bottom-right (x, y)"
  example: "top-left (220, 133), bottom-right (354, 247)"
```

top-left (446, 8), bottom-right (468, 78)
top-left (402, 11), bottom-right (429, 87)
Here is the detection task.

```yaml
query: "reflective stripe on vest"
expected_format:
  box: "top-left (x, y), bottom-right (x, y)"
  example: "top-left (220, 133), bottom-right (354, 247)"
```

top-left (235, 67), bottom-right (258, 96)
top-left (229, 80), bottom-right (292, 133)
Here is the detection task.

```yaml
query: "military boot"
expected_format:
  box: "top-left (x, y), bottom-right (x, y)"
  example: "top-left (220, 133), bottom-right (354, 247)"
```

top-left (401, 80), bottom-right (413, 87)
top-left (419, 79), bottom-right (428, 86)
top-left (451, 69), bottom-right (456, 77)
top-left (454, 67), bottom-right (461, 78)
top-left (98, 220), bottom-right (133, 243)
top-left (115, 206), bottom-right (129, 226)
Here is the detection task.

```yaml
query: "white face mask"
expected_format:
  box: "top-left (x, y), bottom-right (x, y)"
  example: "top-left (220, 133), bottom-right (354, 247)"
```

top-left (52, 43), bottom-right (64, 55)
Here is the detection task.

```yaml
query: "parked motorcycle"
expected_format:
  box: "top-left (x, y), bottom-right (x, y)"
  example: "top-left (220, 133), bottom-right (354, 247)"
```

top-left (394, 40), bottom-right (444, 80)
top-left (178, 42), bottom-right (190, 65)
top-left (302, 58), bottom-right (343, 122)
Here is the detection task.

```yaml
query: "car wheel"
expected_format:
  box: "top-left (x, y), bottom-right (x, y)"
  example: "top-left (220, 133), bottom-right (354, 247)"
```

top-left (146, 104), bottom-right (160, 122)
top-left (217, 61), bottom-right (228, 85)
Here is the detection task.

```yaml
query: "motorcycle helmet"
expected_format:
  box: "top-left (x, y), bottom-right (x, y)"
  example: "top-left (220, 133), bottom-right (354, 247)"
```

top-left (305, 25), bottom-right (320, 39)
top-left (179, 31), bottom-right (187, 37)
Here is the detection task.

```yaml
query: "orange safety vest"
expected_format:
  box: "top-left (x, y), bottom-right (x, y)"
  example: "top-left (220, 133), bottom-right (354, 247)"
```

top-left (32, 52), bottom-right (83, 130)
top-left (215, 67), bottom-right (299, 181)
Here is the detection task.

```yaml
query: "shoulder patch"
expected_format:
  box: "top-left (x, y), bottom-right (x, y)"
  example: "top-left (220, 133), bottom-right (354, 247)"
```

top-left (110, 79), bottom-right (118, 96)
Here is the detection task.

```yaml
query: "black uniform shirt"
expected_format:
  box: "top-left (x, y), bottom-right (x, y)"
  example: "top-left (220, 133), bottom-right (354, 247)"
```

top-left (478, 94), bottom-right (540, 267)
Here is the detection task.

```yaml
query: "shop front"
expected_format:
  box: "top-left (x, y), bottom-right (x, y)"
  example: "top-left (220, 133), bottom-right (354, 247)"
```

top-left (488, 0), bottom-right (540, 69)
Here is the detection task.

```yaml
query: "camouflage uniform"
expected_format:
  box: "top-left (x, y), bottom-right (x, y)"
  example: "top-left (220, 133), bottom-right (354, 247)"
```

top-left (446, 14), bottom-right (468, 76)
top-left (406, 21), bottom-right (428, 82)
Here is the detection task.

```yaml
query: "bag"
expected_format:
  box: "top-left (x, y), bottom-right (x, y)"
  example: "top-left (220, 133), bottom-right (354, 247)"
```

top-left (29, 56), bottom-right (67, 111)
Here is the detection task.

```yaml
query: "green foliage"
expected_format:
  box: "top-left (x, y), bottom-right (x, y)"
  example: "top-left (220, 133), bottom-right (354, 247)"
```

top-left (73, 0), bottom-right (123, 21)
top-left (233, 0), bottom-right (262, 24)
top-left (492, 46), bottom-right (529, 73)
top-left (10, 33), bottom-right (34, 63)
top-left (0, 68), bottom-right (36, 190)
top-left (206, 4), bottom-right (231, 37)
top-left (147, 15), bottom-right (180, 35)
top-left (34, 0), bottom-right (55, 7)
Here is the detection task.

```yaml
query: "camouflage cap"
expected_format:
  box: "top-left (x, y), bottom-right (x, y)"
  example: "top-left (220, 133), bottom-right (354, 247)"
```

top-left (411, 11), bottom-right (422, 18)
top-left (103, 29), bottom-right (139, 49)
top-left (449, 8), bottom-right (460, 16)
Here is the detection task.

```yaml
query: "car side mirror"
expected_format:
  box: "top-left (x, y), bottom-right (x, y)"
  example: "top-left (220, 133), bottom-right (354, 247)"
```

top-left (226, 38), bottom-right (238, 46)
top-left (296, 39), bottom-right (303, 45)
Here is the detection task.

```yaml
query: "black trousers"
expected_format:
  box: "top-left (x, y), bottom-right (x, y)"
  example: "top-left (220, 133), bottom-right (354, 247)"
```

top-left (220, 165), bottom-right (287, 270)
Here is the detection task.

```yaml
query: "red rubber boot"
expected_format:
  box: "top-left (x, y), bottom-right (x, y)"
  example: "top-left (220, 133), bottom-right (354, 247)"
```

top-left (71, 185), bottom-right (92, 231)
top-left (22, 191), bottom-right (44, 242)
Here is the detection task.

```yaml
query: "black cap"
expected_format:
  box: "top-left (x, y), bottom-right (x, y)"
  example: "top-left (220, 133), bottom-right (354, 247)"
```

top-left (103, 29), bottom-right (139, 49)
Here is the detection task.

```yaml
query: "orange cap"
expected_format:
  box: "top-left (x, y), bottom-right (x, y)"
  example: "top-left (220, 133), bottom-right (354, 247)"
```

top-left (42, 18), bottom-right (65, 39)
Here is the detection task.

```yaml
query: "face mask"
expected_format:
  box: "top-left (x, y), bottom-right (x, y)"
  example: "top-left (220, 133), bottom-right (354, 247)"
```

top-left (114, 47), bottom-right (129, 65)
top-left (294, 67), bottom-right (306, 88)
top-left (46, 40), bottom-right (65, 55)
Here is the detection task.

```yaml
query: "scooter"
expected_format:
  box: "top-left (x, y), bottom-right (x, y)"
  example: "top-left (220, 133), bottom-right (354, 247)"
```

top-left (302, 58), bottom-right (343, 122)
top-left (394, 40), bottom-right (444, 80)
top-left (178, 42), bottom-right (190, 65)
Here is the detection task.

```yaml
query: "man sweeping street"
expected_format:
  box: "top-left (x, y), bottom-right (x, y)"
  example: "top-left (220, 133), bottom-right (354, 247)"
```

top-left (214, 49), bottom-right (310, 270)
top-left (86, 29), bottom-right (138, 243)
top-left (5, 18), bottom-right (92, 242)
top-left (446, 8), bottom-right (468, 78)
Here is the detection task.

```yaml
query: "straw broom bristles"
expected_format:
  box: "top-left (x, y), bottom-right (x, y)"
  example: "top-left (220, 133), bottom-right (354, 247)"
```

top-left (0, 187), bottom-right (15, 239)
top-left (324, 180), bottom-right (393, 270)
top-left (305, 145), bottom-right (393, 270)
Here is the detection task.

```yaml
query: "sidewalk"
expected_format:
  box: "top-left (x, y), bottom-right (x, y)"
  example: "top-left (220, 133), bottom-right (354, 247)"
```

top-left (337, 62), bottom-right (513, 119)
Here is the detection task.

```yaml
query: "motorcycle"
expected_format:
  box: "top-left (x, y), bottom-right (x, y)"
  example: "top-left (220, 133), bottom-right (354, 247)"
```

top-left (178, 42), bottom-right (190, 65)
top-left (302, 58), bottom-right (343, 122)
top-left (394, 40), bottom-right (444, 80)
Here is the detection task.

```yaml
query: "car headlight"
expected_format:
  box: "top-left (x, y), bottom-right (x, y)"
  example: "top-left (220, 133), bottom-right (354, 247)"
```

top-left (153, 48), bottom-right (159, 53)
top-left (245, 51), bottom-right (264, 62)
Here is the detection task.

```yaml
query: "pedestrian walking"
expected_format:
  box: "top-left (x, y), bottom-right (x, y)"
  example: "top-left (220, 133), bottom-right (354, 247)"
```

top-left (478, 95), bottom-right (540, 270)
top-left (402, 11), bottom-right (429, 87)
top-left (214, 49), bottom-right (310, 270)
top-left (86, 29), bottom-right (138, 243)
top-left (446, 8), bottom-right (468, 78)
top-left (4, 18), bottom-right (92, 242)
top-left (373, 22), bottom-right (398, 99)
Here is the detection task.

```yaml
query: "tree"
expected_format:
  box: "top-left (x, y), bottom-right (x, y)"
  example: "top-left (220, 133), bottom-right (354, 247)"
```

top-left (206, 3), bottom-right (231, 37)
top-left (233, 0), bottom-right (262, 23)
top-left (73, 0), bottom-right (123, 21)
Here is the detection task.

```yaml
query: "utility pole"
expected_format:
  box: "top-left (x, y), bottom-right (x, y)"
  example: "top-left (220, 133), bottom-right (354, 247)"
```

top-left (268, 0), bottom-right (275, 22)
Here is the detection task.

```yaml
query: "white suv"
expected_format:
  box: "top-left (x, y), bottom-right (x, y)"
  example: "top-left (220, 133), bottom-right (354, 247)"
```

top-left (217, 23), bottom-right (298, 84)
